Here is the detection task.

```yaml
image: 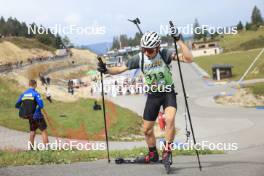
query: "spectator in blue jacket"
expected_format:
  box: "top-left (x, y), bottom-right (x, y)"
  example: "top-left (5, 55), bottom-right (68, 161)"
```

top-left (15, 80), bottom-right (49, 149)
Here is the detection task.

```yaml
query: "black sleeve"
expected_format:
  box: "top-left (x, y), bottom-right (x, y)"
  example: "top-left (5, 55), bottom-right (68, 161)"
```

top-left (160, 48), bottom-right (174, 65)
top-left (125, 54), bottom-right (140, 70)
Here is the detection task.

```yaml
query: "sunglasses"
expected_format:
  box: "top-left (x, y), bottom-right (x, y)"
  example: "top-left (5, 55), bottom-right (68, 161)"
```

top-left (142, 48), bottom-right (157, 54)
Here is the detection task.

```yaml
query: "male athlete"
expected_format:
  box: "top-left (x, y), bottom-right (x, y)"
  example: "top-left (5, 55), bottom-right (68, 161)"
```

top-left (98, 31), bottom-right (192, 163)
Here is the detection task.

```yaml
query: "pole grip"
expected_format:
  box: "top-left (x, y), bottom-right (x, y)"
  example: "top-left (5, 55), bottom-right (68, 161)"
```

top-left (169, 21), bottom-right (179, 39)
top-left (169, 21), bottom-right (174, 28)
top-left (97, 56), bottom-right (103, 64)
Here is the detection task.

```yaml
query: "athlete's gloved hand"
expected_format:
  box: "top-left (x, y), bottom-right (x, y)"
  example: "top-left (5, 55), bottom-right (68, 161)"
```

top-left (169, 22), bottom-right (182, 41)
top-left (174, 33), bottom-right (182, 41)
top-left (97, 59), bottom-right (107, 74)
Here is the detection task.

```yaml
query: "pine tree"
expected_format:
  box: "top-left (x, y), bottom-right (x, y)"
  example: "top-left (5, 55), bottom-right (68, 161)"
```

top-left (111, 36), bottom-right (120, 50)
top-left (55, 34), bottom-right (63, 49)
top-left (62, 36), bottom-right (70, 47)
top-left (119, 34), bottom-right (129, 47)
top-left (202, 26), bottom-right (209, 42)
top-left (0, 16), bottom-right (6, 37)
top-left (133, 32), bottom-right (141, 45)
top-left (20, 22), bottom-right (29, 37)
top-left (237, 21), bottom-right (244, 31)
top-left (0, 16), bottom-right (69, 48)
top-left (251, 6), bottom-right (263, 26)
top-left (193, 18), bottom-right (203, 41)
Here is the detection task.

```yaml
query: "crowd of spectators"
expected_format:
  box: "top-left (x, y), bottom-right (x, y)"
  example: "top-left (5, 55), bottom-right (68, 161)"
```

top-left (91, 75), bottom-right (145, 97)
top-left (0, 54), bottom-right (69, 72)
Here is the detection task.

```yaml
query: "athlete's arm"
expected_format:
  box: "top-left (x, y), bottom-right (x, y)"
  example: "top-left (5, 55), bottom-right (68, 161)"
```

top-left (41, 108), bottom-right (49, 122)
top-left (104, 54), bottom-right (140, 75)
top-left (172, 40), bottom-right (193, 63)
top-left (106, 65), bottom-right (129, 75)
top-left (34, 92), bottom-right (44, 109)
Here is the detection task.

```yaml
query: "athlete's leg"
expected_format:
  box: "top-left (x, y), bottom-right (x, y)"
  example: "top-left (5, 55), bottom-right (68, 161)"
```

top-left (162, 91), bottom-right (177, 151)
top-left (164, 106), bottom-right (176, 145)
top-left (39, 119), bottom-right (49, 145)
top-left (143, 120), bottom-right (156, 147)
top-left (41, 129), bottom-right (49, 144)
top-left (139, 94), bottom-right (162, 163)
top-left (134, 119), bottom-right (159, 163)
top-left (29, 118), bottom-right (37, 149)
top-left (161, 106), bottom-right (176, 165)
top-left (29, 131), bottom-right (36, 145)
top-left (143, 94), bottom-right (162, 147)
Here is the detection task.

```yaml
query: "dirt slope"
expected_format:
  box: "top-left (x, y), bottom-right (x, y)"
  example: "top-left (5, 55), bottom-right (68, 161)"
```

top-left (0, 41), bottom-right (53, 64)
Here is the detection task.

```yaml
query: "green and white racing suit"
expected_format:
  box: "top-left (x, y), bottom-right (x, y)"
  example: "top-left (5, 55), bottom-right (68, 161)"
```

top-left (126, 48), bottom-right (177, 121)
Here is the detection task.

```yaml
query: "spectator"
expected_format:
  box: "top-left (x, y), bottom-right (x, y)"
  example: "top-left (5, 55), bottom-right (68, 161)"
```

top-left (15, 80), bottom-right (49, 149)
top-left (90, 87), bottom-right (94, 96)
top-left (93, 101), bottom-right (101, 111)
top-left (68, 80), bottom-right (74, 95)
top-left (46, 77), bottom-right (51, 85)
top-left (45, 87), bottom-right (52, 103)
top-left (39, 73), bottom-right (47, 86)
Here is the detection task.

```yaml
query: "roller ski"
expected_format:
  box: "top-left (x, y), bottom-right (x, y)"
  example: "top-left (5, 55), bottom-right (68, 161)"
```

top-left (115, 151), bottom-right (161, 164)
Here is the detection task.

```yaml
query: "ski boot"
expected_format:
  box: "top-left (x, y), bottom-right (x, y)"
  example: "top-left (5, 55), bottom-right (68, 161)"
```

top-left (134, 151), bottom-right (159, 163)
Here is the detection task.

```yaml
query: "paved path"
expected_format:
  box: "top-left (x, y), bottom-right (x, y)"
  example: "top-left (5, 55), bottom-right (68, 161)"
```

top-left (0, 62), bottom-right (264, 176)
top-left (1, 145), bottom-right (263, 176)
top-left (110, 62), bottom-right (264, 150)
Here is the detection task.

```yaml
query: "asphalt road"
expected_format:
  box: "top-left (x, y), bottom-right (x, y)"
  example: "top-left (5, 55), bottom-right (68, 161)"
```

top-left (1, 145), bottom-right (263, 176)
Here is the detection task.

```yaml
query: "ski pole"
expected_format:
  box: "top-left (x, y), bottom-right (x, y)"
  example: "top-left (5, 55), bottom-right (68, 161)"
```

top-left (97, 56), bottom-right (110, 163)
top-left (169, 21), bottom-right (202, 171)
top-left (128, 18), bottom-right (143, 35)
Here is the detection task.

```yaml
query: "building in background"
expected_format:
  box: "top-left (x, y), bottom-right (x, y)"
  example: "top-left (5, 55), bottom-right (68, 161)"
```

top-left (191, 41), bottom-right (223, 57)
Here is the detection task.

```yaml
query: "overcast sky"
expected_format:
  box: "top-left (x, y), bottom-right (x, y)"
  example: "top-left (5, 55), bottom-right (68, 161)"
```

top-left (0, 0), bottom-right (263, 45)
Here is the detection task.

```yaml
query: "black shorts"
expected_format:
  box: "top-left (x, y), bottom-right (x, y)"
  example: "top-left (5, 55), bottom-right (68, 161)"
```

top-left (29, 118), bottom-right (47, 131)
top-left (143, 91), bottom-right (177, 121)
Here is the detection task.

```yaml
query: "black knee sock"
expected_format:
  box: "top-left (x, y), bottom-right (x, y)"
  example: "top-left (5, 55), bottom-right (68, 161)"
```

top-left (149, 146), bottom-right (157, 152)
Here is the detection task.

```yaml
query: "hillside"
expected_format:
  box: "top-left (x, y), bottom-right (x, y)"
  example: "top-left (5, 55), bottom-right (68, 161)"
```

top-left (195, 28), bottom-right (264, 81)
top-left (0, 37), bottom-right (139, 140)
top-left (195, 49), bottom-right (264, 80)
top-left (218, 28), bottom-right (264, 52)
top-left (0, 36), bottom-right (98, 103)
top-left (71, 48), bottom-right (97, 62)
top-left (0, 38), bottom-right (54, 64)
top-left (2, 37), bottom-right (56, 52)
top-left (0, 76), bottom-right (142, 141)
top-left (0, 37), bottom-right (97, 69)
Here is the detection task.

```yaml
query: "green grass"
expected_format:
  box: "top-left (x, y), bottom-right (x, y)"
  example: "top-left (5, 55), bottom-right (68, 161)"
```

top-left (195, 49), bottom-right (264, 80)
top-left (0, 78), bottom-right (142, 140)
top-left (0, 148), bottom-right (223, 167)
top-left (218, 28), bottom-right (264, 52)
top-left (246, 83), bottom-right (264, 96)
top-left (1, 37), bottom-right (56, 52)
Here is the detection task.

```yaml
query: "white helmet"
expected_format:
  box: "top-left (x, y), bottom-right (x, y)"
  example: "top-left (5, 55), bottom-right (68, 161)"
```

top-left (140, 31), bottom-right (161, 48)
